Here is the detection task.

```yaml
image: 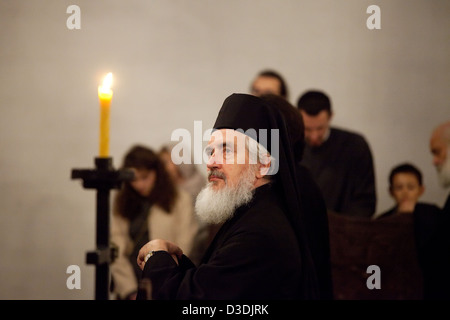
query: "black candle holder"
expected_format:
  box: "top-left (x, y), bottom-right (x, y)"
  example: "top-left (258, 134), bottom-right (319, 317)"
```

top-left (71, 157), bottom-right (134, 300)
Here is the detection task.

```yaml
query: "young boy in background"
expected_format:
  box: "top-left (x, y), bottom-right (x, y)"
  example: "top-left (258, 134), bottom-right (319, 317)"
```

top-left (379, 163), bottom-right (432, 217)
top-left (377, 162), bottom-right (446, 299)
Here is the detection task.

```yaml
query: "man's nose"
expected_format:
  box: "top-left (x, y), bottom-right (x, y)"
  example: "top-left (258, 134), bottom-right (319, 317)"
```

top-left (433, 155), bottom-right (442, 168)
top-left (206, 152), bottom-right (221, 169)
top-left (308, 132), bottom-right (322, 146)
top-left (312, 131), bottom-right (321, 141)
top-left (131, 182), bottom-right (144, 195)
top-left (137, 181), bottom-right (147, 191)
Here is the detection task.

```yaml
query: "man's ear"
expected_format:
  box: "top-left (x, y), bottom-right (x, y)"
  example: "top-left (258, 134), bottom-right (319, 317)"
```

top-left (328, 111), bottom-right (333, 122)
top-left (256, 155), bottom-right (271, 179)
top-left (388, 186), bottom-right (394, 197)
top-left (418, 185), bottom-right (425, 197)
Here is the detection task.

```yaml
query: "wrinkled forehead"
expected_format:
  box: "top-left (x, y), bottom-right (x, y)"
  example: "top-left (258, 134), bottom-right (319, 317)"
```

top-left (208, 129), bottom-right (247, 146)
top-left (430, 133), bottom-right (447, 151)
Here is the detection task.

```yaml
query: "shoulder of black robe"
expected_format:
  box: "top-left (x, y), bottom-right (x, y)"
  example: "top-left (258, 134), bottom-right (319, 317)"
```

top-left (414, 202), bottom-right (450, 299)
top-left (213, 93), bottom-right (320, 300)
top-left (296, 163), bottom-right (333, 300)
top-left (444, 193), bottom-right (450, 214)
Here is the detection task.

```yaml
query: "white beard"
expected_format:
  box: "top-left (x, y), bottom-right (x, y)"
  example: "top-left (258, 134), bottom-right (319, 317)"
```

top-left (195, 166), bottom-right (256, 225)
top-left (437, 152), bottom-right (450, 188)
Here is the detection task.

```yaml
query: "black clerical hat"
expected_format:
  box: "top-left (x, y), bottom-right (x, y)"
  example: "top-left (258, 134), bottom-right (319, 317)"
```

top-left (213, 93), bottom-right (273, 139)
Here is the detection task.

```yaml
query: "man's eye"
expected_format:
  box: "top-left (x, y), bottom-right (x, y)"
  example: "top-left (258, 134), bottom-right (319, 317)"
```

top-left (205, 148), bottom-right (213, 157)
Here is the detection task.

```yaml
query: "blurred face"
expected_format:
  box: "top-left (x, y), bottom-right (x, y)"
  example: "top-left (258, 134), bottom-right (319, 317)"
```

top-left (430, 132), bottom-right (448, 169)
top-left (130, 168), bottom-right (156, 197)
top-left (159, 150), bottom-right (180, 183)
top-left (251, 76), bottom-right (282, 97)
top-left (430, 131), bottom-right (450, 188)
top-left (300, 110), bottom-right (331, 147)
top-left (390, 173), bottom-right (424, 205)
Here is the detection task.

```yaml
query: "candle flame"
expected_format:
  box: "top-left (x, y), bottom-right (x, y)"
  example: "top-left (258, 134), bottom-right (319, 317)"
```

top-left (99, 72), bottom-right (113, 93)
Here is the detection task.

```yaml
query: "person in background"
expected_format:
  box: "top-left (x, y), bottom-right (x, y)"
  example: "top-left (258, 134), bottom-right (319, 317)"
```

top-left (159, 143), bottom-right (211, 266)
top-left (376, 161), bottom-right (449, 299)
top-left (249, 69), bottom-right (289, 100)
top-left (426, 121), bottom-right (450, 299)
top-left (430, 121), bottom-right (450, 212)
top-left (158, 143), bottom-right (206, 201)
top-left (377, 163), bottom-right (439, 218)
top-left (110, 145), bottom-right (199, 300)
top-left (375, 163), bottom-right (439, 296)
top-left (297, 90), bottom-right (376, 217)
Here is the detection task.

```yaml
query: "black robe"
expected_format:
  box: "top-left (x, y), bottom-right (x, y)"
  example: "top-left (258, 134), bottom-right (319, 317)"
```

top-left (444, 193), bottom-right (450, 214)
top-left (301, 127), bottom-right (376, 217)
top-left (137, 183), bottom-right (304, 300)
top-left (378, 202), bottom-right (450, 299)
top-left (296, 164), bottom-right (333, 300)
top-left (424, 193), bottom-right (450, 300)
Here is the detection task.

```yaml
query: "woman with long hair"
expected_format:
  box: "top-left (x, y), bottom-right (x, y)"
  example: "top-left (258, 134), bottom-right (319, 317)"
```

top-left (110, 145), bottom-right (199, 300)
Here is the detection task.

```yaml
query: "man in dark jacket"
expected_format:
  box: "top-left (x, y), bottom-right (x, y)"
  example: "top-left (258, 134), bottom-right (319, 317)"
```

top-left (297, 90), bottom-right (376, 217)
top-left (136, 93), bottom-right (320, 300)
top-left (430, 121), bottom-right (450, 212)
top-left (427, 120), bottom-right (450, 299)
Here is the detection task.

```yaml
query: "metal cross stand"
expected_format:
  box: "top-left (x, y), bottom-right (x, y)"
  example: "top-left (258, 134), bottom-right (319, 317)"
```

top-left (71, 157), bottom-right (134, 300)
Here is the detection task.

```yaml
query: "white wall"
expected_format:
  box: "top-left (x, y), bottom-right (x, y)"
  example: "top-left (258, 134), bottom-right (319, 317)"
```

top-left (0, 0), bottom-right (448, 299)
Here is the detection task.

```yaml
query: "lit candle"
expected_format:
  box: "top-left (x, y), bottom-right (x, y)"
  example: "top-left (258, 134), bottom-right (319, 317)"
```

top-left (98, 72), bottom-right (113, 157)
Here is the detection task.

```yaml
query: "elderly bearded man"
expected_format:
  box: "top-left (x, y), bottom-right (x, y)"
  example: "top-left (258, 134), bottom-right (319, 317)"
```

top-left (136, 93), bottom-right (319, 300)
top-left (424, 120), bottom-right (450, 299)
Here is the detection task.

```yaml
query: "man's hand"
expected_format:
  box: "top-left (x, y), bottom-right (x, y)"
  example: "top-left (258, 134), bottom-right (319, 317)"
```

top-left (137, 239), bottom-right (183, 270)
